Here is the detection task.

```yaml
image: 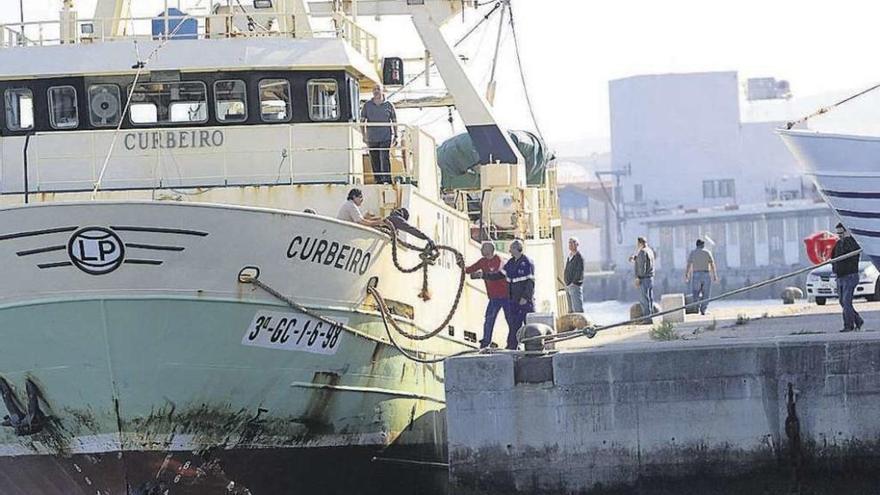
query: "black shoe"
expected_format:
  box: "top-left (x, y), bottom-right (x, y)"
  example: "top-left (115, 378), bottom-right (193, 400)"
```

top-left (840, 327), bottom-right (854, 333)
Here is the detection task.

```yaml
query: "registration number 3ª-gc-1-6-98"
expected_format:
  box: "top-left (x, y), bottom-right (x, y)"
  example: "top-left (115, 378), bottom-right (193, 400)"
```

top-left (241, 311), bottom-right (346, 355)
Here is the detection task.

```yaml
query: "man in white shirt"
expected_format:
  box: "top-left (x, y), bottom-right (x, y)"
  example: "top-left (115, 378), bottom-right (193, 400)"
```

top-left (337, 188), bottom-right (382, 226)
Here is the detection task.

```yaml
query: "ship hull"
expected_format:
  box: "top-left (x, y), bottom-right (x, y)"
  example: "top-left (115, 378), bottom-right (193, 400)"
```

top-left (0, 201), bottom-right (475, 494)
top-left (779, 129), bottom-right (880, 267)
top-left (0, 445), bottom-right (448, 494)
top-left (0, 296), bottom-right (449, 494)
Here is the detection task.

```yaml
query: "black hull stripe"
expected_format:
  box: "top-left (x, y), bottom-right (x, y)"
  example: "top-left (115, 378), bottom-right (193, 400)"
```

top-left (37, 261), bottom-right (72, 269)
top-left (0, 226), bottom-right (78, 242)
top-left (838, 209), bottom-right (880, 219)
top-left (124, 259), bottom-right (163, 265)
top-left (110, 226), bottom-right (208, 237)
top-left (125, 243), bottom-right (185, 252)
top-left (851, 228), bottom-right (880, 238)
top-left (17, 245), bottom-right (65, 256)
top-left (824, 190), bottom-right (880, 199)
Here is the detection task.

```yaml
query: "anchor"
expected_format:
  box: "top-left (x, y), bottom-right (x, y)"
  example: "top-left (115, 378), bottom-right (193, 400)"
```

top-left (0, 377), bottom-right (47, 436)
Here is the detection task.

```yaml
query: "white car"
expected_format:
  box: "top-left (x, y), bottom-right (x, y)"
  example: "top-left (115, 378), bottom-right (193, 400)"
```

top-left (805, 261), bottom-right (880, 306)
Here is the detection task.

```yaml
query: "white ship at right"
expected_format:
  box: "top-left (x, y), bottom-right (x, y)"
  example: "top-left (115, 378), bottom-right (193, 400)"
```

top-left (778, 88), bottom-right (880, 266)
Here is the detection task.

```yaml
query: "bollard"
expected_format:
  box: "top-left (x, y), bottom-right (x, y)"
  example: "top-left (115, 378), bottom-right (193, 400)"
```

top-left (781, 286), bottom-right (804, 305)
top-left (519, 323), bottom-right (554, 352)
top-left (629, 302), bottom-right (661, 324)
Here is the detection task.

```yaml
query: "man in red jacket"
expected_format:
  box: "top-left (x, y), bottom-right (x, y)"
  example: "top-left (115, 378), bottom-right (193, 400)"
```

top-left (466, 242), bottom-right (510, 348)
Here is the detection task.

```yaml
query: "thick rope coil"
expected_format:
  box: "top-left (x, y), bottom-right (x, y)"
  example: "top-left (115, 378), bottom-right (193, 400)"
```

top-left (373, 219), bottom-right (467, 341)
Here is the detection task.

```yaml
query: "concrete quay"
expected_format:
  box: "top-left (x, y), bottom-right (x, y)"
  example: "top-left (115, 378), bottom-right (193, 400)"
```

top-left (445, 319), bottom-right (880, 494)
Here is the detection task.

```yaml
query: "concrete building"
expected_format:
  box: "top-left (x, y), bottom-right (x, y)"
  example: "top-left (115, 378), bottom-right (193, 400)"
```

top-left (605, 71), bottom-right (830, 279)
top-left (609, 71), bottom-right (810, 214)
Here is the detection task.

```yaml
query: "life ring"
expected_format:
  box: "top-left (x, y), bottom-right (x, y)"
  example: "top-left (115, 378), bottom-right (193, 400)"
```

top-left (803, 230), bottom-right (838, 265)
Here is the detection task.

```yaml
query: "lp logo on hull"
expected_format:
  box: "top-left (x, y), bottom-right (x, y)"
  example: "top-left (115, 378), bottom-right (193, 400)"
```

top-left (67, 227), bottom-right (125, 275)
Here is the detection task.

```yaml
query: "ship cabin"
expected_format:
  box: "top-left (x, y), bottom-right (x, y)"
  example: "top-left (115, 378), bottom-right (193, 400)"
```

top-left (0, 7), bottom-right (440, 203)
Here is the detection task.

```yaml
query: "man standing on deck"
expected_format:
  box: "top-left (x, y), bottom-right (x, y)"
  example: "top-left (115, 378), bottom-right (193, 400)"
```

top-left (832, 223), bottom-right (864, 332)
top-left (629, 237), bottom-right (655, 324)
top-left (466, 242), bottom-right (509, 348)
top-left (564, 237), bottom-right (585, 313)
top-left (361, 86), bottom-right (397, 185)
top-left (685, 238), bottom-right (719, 315)
top-left (484, 239), bottom-right (535, 349)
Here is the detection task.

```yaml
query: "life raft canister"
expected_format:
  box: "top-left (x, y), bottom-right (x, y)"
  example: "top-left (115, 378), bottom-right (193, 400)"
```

top-left (804, 230), bottom-right (839, 265)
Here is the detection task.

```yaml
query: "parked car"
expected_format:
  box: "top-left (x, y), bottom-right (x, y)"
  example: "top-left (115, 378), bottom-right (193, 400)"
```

top-left (805, 261), bottom-right (880, 305)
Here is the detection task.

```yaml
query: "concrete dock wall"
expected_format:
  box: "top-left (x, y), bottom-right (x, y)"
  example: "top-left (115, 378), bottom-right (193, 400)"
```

top-left (445, 335), bottom-right (880, 494)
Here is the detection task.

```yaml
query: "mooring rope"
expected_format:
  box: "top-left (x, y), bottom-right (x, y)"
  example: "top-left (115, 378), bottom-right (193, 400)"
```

top-left (528, 248), bottom-right (863, 346)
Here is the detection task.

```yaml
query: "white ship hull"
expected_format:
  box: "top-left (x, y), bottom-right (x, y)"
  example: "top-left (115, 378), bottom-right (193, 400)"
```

top-left (0, 200), bottom-right (475, 494)
top-left (779, 129), bottom-right (880, 266)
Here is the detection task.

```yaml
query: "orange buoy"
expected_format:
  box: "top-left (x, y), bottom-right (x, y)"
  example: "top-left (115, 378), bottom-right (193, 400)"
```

top-left (803, 230), bottom-right (839, 265)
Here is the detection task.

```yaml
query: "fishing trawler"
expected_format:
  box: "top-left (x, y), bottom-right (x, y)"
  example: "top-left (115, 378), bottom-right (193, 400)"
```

top-left (0, 0), bottom-right (563, 493)
top-left (779, 93), bottom-right (880, 268)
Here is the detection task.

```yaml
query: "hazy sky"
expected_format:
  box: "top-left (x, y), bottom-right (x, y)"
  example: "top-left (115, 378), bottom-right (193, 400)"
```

top-left (4, 0), bottom-right (880, 151)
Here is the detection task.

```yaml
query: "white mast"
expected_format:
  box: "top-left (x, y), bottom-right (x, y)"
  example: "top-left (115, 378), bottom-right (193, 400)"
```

top-left (92, 0), bottom-right (132, 39)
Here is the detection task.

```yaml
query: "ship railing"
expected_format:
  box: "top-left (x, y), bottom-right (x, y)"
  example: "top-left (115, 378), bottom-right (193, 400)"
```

top-left (14, 122), bottom-right (433, 197)
top-left (448, 168), bottom-right (560, 242)
top-left (0, 10), bottom-right (379, 66)
top-left (327, 13), bottom-right (379, 69)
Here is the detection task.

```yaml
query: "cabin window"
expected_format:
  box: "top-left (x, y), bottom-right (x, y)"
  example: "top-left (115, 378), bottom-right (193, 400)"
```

top-left (88, 84), bottom-right (122, 127)
top-left (128, 81), bottom-right (208, 125)
top-left (48, 86), bottom-right (79, 129)
top-left (349, 77), bottom-right (360, 121)
top-left (307, 79), bottom-right (339, 121)
top-left (214, 80), bottom-right (247, 123)
top-left (4, 88), bottom-right (34, 131)
top-left (259, 79), bottom-right (291, 122)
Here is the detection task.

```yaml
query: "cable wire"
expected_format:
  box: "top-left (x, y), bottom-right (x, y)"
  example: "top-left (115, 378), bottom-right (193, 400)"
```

top-left (507, 0), bottom-right (545, 141)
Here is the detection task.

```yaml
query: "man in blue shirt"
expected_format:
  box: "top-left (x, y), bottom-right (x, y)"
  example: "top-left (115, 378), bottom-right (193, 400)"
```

top-left (486, 239), bottom-right (535, 350)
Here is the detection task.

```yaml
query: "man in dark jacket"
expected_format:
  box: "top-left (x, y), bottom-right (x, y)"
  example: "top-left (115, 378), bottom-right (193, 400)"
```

top-left (485, 239), bottom-right (535, 349)
top-left (564, 237), bottom-right (585, 313)
top-left (832, 223), bottom-right (863, 332)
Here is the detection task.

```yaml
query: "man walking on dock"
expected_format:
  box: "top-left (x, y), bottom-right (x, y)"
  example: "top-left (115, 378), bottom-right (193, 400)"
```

top-left (564, 237), bottom-right (585, 313)
top-left (832, 223), bottom-right (864, 332)
top-left (466, 242), bottom-right (510, 349)
top-left (685, 238), bottom-right (718, 315)
top-left (630, 237), bottom-right (655, 323)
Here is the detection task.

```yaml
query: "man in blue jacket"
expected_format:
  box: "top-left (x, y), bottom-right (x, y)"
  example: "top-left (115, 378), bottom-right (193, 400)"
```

top-left (486, 239), bottom-right (535, 349)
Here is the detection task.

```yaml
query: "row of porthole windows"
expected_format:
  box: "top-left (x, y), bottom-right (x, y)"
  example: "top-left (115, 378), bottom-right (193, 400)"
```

top-left (3, 78), bottom-right (342, 132)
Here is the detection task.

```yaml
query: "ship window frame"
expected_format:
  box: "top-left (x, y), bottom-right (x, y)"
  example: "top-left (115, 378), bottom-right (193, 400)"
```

top-left (127, 80), bottom-right (209, 126)
top-left (348, 77), bottom-right (360, 122)
top-left (4, 88), bottom-right (34, 131)
top-left (88, 84), bottom-right (123, 128)
top-left (307, 78), bottom-right (340, 122)
top-left (258, 78), bottom-right (292, 123)
top-left (214, 79), bottom-right (248, 124)
top-left (48, 85), bottom-right (80, 130)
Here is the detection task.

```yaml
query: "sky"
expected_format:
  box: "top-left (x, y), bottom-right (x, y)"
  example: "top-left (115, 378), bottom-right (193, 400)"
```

top-left (5, 0), bottom-right (880, 154)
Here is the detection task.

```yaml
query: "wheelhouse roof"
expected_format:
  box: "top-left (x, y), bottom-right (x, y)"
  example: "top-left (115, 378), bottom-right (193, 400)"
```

top-left (0, 37), bottom-right (380, 82)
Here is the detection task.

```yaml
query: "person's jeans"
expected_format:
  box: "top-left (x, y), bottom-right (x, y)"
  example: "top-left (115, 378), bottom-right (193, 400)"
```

top-left (506, 299), bottom-right (534, 350)
top-left (368, 140), bottom-right (392, 184)
top-left (837, 273), bottom-right (862, 329)
top-left (638, 277), bottom-right (654, 321)
top-left (691, 271), bottom-right (712, 313)
top-left (481, 298), bottom-right (510, 347)
top-left (566, 284), bottom-right (584, 313)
